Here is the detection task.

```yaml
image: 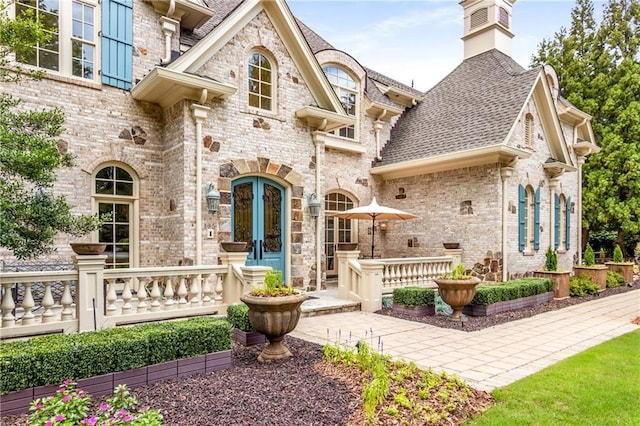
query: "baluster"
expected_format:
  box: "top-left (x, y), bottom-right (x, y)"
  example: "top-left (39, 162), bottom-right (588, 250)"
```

top-left (21, 282), bottom-right (35, 325)
top-left (190, 274), bottom-right (201, 306)
top-left (417, 263), bottom-right (425, 286)
top-left (149, 277), bottom-right (161, 312)
top-left (382, 265), bottom-right (390, 288)
top-left (137, 277), bottom-right (149, 313)
top-left (177, 277), bottom-right (188, 308)
top-left (389, 265), bottom-right (397, 287)
top-left (164, 277), bottom-right (175, 309)
top-left (105, 279), bottom-right (118, 317)
top-left (214, 275), bottom-right (224, 305)
top-left (121, 278), bottom-right (133, 314)
top-left (401, 265), bottom-right (408, 286)
top-left (1, 282), bottom-right (16, 327)
top-left (60, 280), bottom-right (74, 321)
top-left (41, 281), bottom-right (55, 323)
top-left (201, 273), bottom-right (212, 305)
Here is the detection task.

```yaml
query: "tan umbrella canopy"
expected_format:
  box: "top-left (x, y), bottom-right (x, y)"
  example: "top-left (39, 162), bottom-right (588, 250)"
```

top-left (332, 197), bottom-right (418, 258)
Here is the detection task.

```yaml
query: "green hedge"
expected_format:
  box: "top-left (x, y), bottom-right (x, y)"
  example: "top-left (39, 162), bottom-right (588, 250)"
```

top-left (0, 317), bottom-right (232, 394)
top-left (392, 287), bottom-right (435, 307)
top-left (226, 303), bottom-right (254, 332)
top-left (470, 278), bottom-right (553, 306)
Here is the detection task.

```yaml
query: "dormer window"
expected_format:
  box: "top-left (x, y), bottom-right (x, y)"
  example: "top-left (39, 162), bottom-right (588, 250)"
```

top-left (323, 65), bottom-right (357, 139)
top-left (499, 7), bottom-right (509, 28)
top-left (248, 52), bottom-right (273, 111)
top-left (470, 8), bottom-right (488, 29)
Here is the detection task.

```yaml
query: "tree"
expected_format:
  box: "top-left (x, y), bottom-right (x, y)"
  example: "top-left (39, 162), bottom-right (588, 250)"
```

top-left (0, 2), bottom-right (103, 259)
top-left (532, 0), bottom-right (640, 254)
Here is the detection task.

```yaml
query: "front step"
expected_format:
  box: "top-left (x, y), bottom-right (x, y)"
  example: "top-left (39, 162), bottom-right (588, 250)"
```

top-left (301, 302), bottom-right (361, 318)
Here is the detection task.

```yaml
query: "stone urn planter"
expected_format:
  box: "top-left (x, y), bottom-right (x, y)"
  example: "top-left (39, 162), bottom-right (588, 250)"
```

top-left (239, 292), bottom-right (308, 362)
top-left (434, 276), bottom-right (481, 321)
top-left (220, 241), bottom-right (247, 252)
top-left (70, 243), bottom-right (107, 255)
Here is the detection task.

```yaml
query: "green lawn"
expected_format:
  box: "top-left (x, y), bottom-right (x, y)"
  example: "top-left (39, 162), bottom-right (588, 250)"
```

top-left (467, 329), bottom-right (640, 425)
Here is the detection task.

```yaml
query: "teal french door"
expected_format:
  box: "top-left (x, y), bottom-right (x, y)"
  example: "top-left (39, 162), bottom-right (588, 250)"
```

top-left (232, 177), bottom-right (285, 275)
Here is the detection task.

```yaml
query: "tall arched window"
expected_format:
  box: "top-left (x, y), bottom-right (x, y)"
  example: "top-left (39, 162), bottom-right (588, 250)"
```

top-left (519, 184), bottom-right (540, 252)
top-left (248, 52), bottom-right (272, 111)
top-left (559, 194), bottom-right (567, 249)
top-left (94, 164), bottom-right (137, 268)
top-left (323, 65), bottom-right (357, 139)
top-left (324, 192), bottom-right (356, 275)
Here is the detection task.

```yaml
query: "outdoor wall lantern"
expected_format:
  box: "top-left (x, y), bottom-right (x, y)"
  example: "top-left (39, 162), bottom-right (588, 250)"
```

top-left (206, 183), bottom-right (220, 214)
top-left (308, 193), bottom-right (322, 218)
top-left (379, 222), bottom-right (388, 235)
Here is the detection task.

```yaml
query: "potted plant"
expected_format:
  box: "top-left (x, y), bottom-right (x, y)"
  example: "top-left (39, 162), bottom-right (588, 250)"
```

top-left (434, 263), bottom-right (480, 321)
top-left (240, 270), bottom-right (308, 362)
top-left (605, 245), bottom-right (634, 284)
top-left (573, 243), bottom-right (608, 291)
top-left (226, 303), bottom-right (267, 346)
top-left (533, 247), bottom-right (571, 299)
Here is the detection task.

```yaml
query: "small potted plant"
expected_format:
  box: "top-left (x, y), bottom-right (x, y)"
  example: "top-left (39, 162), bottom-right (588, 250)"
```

top-left (605, 245), bottom-right (634, 284)
top-left (573, 243), bottom-right (608, 291)
top-left (534, 247), bottom-right (571, 299)
top-left (434, 263), bottom-right (480, 321)
top-left (240, 270), bottom-right (308, 362)
top-left (227, 303), bottom-right (267, 346)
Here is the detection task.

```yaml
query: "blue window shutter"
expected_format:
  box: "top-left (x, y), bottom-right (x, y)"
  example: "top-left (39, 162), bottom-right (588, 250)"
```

top-left (102, 0), bottom-right (133, 90)
top-left (554, 193), bottom-right (560, 250)
top-left (518, 184), bottom-right (525, 252)
top-left (534, 187), bottom-right (541, 250)
top-left (566, 196), bottom-right (571, 249)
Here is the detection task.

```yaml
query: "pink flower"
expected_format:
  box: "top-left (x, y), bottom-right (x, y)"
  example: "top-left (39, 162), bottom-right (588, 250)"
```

top-left (117, 408), bottom-right (128, 416)
top-left (62, 395), bottom-right (71, 403)
top-left (63, 379), bottom-right (73, 385)
top-left (55, 414), bottom-right (65, 421)
top-left (99, 403), bottom-right (110, 411)
top-left (45, 421), bottom-right (53, 426)
top-left (123, 414), bottom-right (132, 422)
top-left (81, 415), bottom-right (98, 425)
top-left (35, 403), bottom-right (43, 410)
top-left (57, 388), bottom-right (66, 393)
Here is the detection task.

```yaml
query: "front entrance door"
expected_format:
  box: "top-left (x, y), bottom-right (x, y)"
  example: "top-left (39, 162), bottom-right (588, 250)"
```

top-left (324, 192), bottom-right (356, 276)
top-left (232, 177), bottom-right (285, 275)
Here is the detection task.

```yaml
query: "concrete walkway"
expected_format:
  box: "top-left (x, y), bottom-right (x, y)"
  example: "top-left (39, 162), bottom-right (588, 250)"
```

top-left (291, 289), bottom-right (640, 391)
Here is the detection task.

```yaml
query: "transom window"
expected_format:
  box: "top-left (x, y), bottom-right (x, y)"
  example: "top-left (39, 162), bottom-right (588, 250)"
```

top-left (16, 0), bottom-right (98, 81)
top-left (248, 52), bottom-right (272, 110)
top-left (323, 65), bottom-right (357, 139)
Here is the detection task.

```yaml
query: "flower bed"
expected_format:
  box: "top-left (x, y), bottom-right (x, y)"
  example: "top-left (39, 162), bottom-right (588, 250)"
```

top-left (462, 278), bottom-right (553, 317)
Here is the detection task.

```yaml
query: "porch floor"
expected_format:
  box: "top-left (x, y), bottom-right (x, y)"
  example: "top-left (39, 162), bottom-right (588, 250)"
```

top-left (300, 283), bottom-right (361, 317)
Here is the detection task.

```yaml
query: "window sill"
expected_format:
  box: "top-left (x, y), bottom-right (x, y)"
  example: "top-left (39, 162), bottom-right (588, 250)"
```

top-left (324, 133), bottom-right (365, 154)
top-left (244, 107), bottom-right (285, 123)
top-left (42, 71), bottom-right (103, 90)
top-left (557, 249), bottom-right (567, 254)
top-left (522, 251), bottom-right (535, 256)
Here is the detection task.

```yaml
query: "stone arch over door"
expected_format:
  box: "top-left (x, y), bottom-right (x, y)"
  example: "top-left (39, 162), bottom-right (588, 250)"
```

top-left (217, 157), bottom-right (305, 287)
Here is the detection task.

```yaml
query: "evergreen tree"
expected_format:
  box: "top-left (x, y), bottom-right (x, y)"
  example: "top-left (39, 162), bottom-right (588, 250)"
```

top-left (532, 0), bottom-right (640, 253)
top-left (0, 3), bottom-right (104, 259)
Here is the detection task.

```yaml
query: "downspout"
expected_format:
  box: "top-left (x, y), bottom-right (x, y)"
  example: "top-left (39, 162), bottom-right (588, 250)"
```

top-left (374, 110), bottom-right (387, 161)
top-left (312, 130), bottom-right (326, 294)
top-left (574, 118), bottom-right (588, 264)
top-left (500, 165), bottom-right (514, 282)
top-left (159, 13), bottom-right (179, 64)
top-left (191, 93), bottom-right (211, 265)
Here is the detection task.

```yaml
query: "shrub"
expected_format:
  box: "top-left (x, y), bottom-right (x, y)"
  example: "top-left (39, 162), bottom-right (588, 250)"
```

top-left (173, 317), bottom-right (232, 358)
top-left (606, 271), bottom-right (625, 288)
top-left (544, 246), bottom-right (558, 271)
top-left (0, 340), bottom-right (32, 393)
top-left (612, 245), bottom-right (624, 263)
top-left (31, 334), bottom-right (77, 387)
top-left (584, 243), bottom-right (596, 266)
top-left (570, 275), bottom-right (600, 297)
top-left (392, 287), bottom-right (435, 307)
top-left (470, 278), bottom-right (552, 306)
top-left (137, 323), bottom-right (179, 365)
top-left (227, 303), bottom-right (254, 332)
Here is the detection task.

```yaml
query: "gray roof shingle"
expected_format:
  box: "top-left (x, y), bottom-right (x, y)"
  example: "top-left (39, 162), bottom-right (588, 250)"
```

top-left (376, 50), bottom-right (540, 167)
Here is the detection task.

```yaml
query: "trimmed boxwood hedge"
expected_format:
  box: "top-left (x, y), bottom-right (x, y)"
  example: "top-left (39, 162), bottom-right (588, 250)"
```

top-left (392, 287), bottom-right (435, 307)
top-left (470, 278), bottom-right (553, 306)
top-left (226, 303), bottom-right (254, 332)
top-left (0, 316), bottom-right (232, 394)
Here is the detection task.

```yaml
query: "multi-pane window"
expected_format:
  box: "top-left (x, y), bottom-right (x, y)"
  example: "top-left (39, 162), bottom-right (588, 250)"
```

top-left (525, 186), bottom-right (535, 250)
top-left (248, 53), bottom-right (272, 110)
top-left (559, 194), bottom-right (567, 249)
top-left (325, 192), bottom-right (356, 274)
top-left (94, 166), bottom-right (136, 268)
top-left (323, 66), bottom-right (357, 139)
top-left (15, 0), bottom-right (97, 81)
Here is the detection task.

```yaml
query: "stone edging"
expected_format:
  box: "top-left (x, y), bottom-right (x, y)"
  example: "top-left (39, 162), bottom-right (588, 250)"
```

top-left (463, 292), bottom-right (554, 316)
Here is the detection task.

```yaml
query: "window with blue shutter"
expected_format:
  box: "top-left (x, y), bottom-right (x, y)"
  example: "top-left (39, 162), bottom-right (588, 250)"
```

top-left (534, 187), bottom-right (541, 250)
top-left (102, 0), bottom-right (133, 90)
top-left (554, 193), bottom-right (560, 250)
top-left (566, 196), bottom-right (571, 249)
top-left (518, 184), bottom-right (525, 252)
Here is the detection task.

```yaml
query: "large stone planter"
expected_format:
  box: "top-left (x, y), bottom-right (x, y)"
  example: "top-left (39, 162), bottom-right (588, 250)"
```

top-left (605, 262), bottom-right (634, 283)
top-left (533, 270), bottom-right (571, 299)
top-left (573, 265), bottom-right (608, 291)
top-left (240, 292), bottom-right (308, 362)
top-left (434, 277), bottom-right (481, 320)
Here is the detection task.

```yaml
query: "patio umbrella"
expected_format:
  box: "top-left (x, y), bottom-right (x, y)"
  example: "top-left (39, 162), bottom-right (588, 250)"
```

top-left (331, 197), bottom-right (418, 258)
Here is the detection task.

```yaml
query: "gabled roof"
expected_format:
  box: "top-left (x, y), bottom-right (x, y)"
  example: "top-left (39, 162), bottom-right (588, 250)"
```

top-left (376, 49), bottom-right (539, 168)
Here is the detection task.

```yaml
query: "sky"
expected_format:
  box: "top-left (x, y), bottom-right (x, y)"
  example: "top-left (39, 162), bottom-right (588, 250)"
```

top-left (288, 0), bottom-right (608, 92)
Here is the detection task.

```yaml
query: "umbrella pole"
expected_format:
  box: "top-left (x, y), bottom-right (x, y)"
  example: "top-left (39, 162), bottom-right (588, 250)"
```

top-left (371, 215), bottom-right (376, 258)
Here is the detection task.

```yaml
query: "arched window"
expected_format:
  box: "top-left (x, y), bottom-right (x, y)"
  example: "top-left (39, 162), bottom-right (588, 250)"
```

top-left (519, 184), bottom-right (540, 252)
top-left (498, 7), bottom-right (509, 28)
top-left (525, 113), bottom-right (534, 148)
top-left (94, 165), bottom-right (137, 268)
top-left (323, 65), bottom-right (357, 139)
top-left (248, 52), bottom-right (272, 111)
top-left (324, 192), bottom-right (356, 275)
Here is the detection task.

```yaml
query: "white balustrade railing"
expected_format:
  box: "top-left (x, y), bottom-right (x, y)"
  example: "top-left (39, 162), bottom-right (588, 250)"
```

top-left (1, 253), bottom-right (265, 340)
top-left (379, 257), bottom-right (452, 294)
top-left (347, 259), bottom-right (362, 301)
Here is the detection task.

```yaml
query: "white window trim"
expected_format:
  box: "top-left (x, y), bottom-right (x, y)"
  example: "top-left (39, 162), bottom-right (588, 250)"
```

top-left (322, 64), bottom-right (360, 142)
top-left (246, 49), bottom-right (277, 115)
top-left (524, 185), bottom-right (535, 253)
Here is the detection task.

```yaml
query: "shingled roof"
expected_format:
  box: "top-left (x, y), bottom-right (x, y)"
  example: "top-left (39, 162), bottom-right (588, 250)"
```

top-left (376, 49), bottom-right (540, 167)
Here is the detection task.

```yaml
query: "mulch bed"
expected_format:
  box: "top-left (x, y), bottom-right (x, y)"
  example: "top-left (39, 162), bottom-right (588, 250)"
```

top-left (377, 281), bottom-right (639, 332)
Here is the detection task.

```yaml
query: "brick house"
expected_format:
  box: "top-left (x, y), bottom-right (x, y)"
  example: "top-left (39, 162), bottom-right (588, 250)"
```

top-left (2, 0), bottom-right (597, 286)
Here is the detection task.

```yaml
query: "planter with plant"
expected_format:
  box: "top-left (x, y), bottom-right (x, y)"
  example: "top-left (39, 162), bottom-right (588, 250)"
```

top-left (433, 263), bottom-right (480, 321)
top-left (533, 247), bottom-right (571, 299)
top-left (573, 243), bottom-right (608, 291)
top-left (239, 270), bottom-right (308, 362)
top-left (463, 278), bottom-right (554, 316)
top-left (391, 287), bottom-right (436, 316)
top-left (605, 245), bottom-right (634, 283)
top-left (226, 303), bottom-right (267, 346)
